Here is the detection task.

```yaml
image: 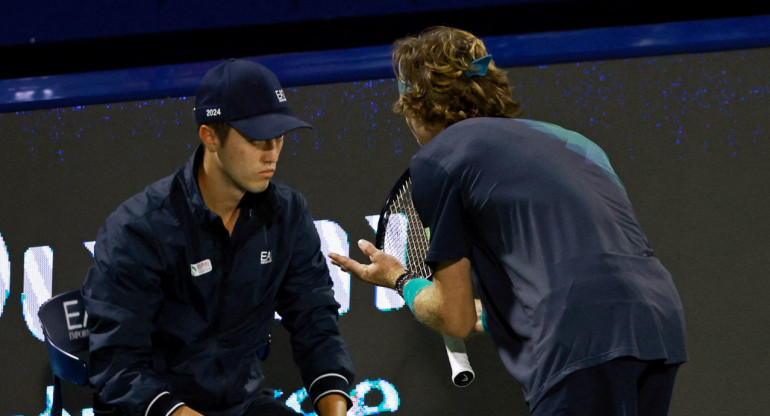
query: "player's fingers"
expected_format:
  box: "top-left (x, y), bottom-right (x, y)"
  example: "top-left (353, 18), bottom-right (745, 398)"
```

top-left (473, 299), bottom-right (487, 333)
top-left (328, 253), bottom-right (361, 275)
top-left (327, 253), bottom-right (346, 270)
top-left (357, 239), bottom-right (379, 258)
top-left (329, 252), bottom-right (382, 285)
top-left (329, 249), bottom-right (385, 278)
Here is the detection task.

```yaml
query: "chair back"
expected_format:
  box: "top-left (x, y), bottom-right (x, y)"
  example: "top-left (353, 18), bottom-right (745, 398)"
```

top-left (38, 289), bottom-right (91, 415)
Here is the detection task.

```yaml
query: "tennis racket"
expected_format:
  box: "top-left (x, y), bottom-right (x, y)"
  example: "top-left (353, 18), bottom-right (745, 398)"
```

top-left (374, 168), bottom-right (475, 387)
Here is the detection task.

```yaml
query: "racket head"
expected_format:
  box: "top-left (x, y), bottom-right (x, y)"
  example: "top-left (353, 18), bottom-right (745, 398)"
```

top-left (374, 168), bottom-right (433, 278)
top-left (374, 168), bottom-right (412, 250)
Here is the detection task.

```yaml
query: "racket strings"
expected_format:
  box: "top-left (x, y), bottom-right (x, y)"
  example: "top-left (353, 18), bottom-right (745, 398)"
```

top-left (384, 179), bottom-right (433, 278)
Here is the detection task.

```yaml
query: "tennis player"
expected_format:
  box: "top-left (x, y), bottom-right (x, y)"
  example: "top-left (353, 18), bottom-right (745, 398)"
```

top-left (329, 26), bottom-right (687, 416)
top-left (82, 59), bottom-right (354, 416)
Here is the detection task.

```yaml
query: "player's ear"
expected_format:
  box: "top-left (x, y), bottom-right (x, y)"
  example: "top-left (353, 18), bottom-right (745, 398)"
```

top-left (199, 124), bottom-right (219, 151)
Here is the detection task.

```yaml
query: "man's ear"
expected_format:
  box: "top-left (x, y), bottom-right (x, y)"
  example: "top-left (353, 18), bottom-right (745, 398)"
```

top-left (199, 125), bottom-right (219, 151)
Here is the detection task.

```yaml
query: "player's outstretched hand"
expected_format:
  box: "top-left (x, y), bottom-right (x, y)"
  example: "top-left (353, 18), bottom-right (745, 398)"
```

top-left (329, 239), bottom-right (406, 289)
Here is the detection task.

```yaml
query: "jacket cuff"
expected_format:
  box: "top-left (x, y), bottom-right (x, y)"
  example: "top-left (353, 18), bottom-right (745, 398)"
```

top-left (308, 373), bottom-right (353, 411)
top-left (145, 391), bottom-right (185, 416)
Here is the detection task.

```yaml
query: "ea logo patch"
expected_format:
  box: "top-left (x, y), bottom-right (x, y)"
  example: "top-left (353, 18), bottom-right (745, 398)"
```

top-left (275, 89), bottom-right (287, 103)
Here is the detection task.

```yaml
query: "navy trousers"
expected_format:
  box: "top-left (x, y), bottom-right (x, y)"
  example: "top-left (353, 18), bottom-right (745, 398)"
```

top-left (530, 357), bottom-right (682, 416)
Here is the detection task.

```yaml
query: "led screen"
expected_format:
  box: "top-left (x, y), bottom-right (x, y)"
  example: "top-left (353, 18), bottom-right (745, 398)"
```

top-left (1, 47), bottom-right (769, 415)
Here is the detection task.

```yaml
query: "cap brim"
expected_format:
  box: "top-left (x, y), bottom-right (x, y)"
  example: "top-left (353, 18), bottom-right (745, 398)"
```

top-left (229, 111), bottom-right (313, 141)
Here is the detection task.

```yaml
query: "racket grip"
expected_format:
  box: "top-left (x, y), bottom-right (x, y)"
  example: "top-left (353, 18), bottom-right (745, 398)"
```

top-left (442, 334), bottom-right (475, 387)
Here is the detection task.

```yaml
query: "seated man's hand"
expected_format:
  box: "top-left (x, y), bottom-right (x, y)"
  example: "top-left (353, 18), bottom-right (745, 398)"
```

top-left (172, 406), bottom-right (204, 416)
top-left (317, 393), bottom-right (348, 416)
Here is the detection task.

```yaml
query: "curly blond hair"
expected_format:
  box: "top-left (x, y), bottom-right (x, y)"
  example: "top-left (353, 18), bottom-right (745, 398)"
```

top-left (392, 26), bottom-right (522, 135)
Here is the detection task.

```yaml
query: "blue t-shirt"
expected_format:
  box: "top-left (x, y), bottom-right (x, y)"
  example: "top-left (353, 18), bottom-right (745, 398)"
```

top-left (410, 117), bottom-right (687, 408)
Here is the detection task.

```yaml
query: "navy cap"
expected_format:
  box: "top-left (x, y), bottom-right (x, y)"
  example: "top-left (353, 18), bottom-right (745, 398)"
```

top-left (194, 59), bottom-right (312, 140)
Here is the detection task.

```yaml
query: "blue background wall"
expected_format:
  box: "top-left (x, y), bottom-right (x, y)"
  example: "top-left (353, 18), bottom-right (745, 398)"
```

top-left (3, 0), bottom-right (770, 81)
top-left (2, 1), bottom-right (770, 112)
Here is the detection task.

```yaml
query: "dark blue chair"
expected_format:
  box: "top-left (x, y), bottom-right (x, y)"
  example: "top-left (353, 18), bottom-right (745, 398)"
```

top-left (38, 290), bottom-right (113, 416)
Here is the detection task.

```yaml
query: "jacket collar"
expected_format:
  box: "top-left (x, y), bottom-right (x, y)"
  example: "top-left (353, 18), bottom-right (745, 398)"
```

top-left (178, 145), bottom-right (283, 228)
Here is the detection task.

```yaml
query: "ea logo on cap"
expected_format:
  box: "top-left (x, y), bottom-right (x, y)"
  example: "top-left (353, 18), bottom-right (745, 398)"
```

top-left (275, 89), bottom-right (287, 103)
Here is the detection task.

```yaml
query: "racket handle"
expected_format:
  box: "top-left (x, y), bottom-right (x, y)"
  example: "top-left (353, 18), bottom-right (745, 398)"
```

top-left (442, 334), bottom-right (475, 387)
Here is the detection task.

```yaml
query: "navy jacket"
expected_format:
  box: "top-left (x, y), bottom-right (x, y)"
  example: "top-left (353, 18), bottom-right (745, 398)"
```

top-left (82, 147), bottom-right (354, 416)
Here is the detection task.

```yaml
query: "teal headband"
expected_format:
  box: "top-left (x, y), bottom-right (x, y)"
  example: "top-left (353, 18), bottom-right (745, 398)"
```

top-left (397, 54), bottom-right (493, 94)
top-left (398, 79), bottom-right (409, 95)
top-left (463, 54), bottom-right (493, 77)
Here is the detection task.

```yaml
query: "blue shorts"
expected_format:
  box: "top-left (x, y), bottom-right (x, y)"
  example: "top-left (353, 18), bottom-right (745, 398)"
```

top-left (531, 357), bottom-right (682, 416)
